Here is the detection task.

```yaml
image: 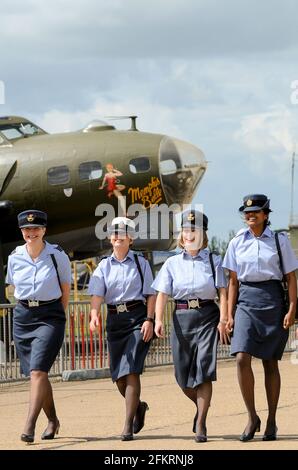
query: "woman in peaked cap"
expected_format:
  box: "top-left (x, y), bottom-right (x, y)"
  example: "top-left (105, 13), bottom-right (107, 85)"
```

top-left (223, 194), bottom-right (298, 442)
top-left (6, 210), bottom-right (71, 443)
top-left (89, 217), bottom-right (156, 441)
top-left (152, 209), bottom-right (228, 443)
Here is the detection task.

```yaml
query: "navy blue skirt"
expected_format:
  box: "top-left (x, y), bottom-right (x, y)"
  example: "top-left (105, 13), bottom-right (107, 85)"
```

top-left (231, 280), bottom-right (289, 360)
top-left (13, 300), bottom-right (66, 376)
top-left (171, 302), bottom-right (219, 389)
top-left (106, 303), bottom-right (151, 382)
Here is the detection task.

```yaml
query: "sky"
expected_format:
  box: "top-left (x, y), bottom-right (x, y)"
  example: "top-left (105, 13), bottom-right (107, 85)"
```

top-left (1, 0), bottom-right (298, 241)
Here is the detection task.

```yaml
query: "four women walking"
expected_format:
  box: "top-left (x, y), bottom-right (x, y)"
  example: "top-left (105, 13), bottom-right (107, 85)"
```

top-left (5, 200), bottom-right (298, 444)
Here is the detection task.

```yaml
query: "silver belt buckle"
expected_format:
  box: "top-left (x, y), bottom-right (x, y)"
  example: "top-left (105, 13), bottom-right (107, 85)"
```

top-left (116, 303), bottom-right (128, 313)
top-left (188, 299), bottom-right (199, 309)
top-left (28, 300), bottom-right (39, 307)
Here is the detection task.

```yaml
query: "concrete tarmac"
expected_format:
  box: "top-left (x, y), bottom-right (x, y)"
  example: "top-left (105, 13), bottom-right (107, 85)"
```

top-left (1, 354), bottom-right (298, 450)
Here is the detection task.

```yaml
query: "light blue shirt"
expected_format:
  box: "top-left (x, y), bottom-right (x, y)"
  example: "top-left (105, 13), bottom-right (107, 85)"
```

top-left (152, 249), bottom-right (227, 300)
top-left (88, 250), bottom-right (155, 304)
top-left (6, 241), bottom-right (71, 300)
top-left (222, 227), bottom-right (298, 281)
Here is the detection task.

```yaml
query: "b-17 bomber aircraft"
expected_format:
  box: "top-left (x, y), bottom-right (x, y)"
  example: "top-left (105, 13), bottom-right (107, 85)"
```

top-left (0, 114), bottom-right (207, 301)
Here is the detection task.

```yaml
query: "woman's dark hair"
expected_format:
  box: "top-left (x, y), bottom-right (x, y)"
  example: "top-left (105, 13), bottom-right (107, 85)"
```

top-left (263, 209), bottom-right (271, 227)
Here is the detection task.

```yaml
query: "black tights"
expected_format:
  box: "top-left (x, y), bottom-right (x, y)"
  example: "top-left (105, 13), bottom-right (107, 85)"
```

top-left (183, 382), bottom-right (212, 434)
top-left (236, 352), bottom-right (280, 434)
top-left (23, 370), bottom-right (58, 435)
top-left (116, 373), bottom-right (141, 435)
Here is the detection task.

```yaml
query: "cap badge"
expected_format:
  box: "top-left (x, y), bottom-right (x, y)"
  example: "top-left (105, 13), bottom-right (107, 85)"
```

top-left (187, 213), bottom-right (195, 221)
top-left (246, 199), bottom-right (253, 207)
top-left (119, 222), bottom-right (125, 229)
top-left (27, 214), bottom-right (35, 222)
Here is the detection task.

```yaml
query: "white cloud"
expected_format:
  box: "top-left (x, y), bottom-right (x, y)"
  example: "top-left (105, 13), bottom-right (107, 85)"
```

top-left (234, 106), bottom-right (297, 181)
top-left (38, 95), bottom-right (183, 140)
top-left (2, 0), bottom-right (298, 61)
top-left (2, 1), bottom-right (298, 237)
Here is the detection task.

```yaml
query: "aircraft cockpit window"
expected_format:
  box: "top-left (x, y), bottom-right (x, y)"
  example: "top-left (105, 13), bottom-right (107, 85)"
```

top-left (0, 122), bottom-right (42, 140)
top-left (79, 161), bottom-right (103, 181)
top-left (129, 157), bottom-right (150, 174)
top-left (19, 122), bottom-right (40, 136)
top-left (47, 165), bottom-right (70, 185)
top-left (0, 127), bottom-right (23, 140)
top-left (159, 159), bottom-right (178, 175)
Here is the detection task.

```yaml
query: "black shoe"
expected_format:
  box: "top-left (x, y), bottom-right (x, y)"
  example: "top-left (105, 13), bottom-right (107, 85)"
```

top-left (41, 420), bottom-right (60, 440)
top-left (21, 433), bottom-right (35, 443)
top-left (192, 410), bottom-right (198, 433)
top-left (240, 416), bottom-right (261, 442)
top-left (195, 427), bottom-right (207, 443)
top-left (133, 401), bottom-right (149, 434)
top-left (121, 433), bottom-right (133, 441)
top-left (262, 426), bottom-right (277, 441)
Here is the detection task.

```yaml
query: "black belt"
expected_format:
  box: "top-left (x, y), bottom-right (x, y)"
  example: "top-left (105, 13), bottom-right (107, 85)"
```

top-left (107, 300), bottom-right (144, 314)
top-left (175, 298), bottom-right (215, 310)
top-left (18, 299), bottom-right (60, 307)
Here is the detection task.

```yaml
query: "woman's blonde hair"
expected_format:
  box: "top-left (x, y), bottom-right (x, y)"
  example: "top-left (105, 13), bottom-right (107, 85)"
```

top-left (177, 229), bottom-right (208, 250)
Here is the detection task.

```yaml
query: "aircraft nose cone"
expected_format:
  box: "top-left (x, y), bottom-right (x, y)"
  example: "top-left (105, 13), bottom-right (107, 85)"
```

top-left (159, 137), bottom-right (207, 207)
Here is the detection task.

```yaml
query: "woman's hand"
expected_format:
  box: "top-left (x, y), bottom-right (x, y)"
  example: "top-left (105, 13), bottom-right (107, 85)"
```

top-left (154, 320), bottom-right (164, 338)
top-left (89, 315), bottom-right (99, 332)
top-left (217, 322), bottom-right (229, 345)
top-left (283, 312), bottom-right (295, 329)
top-left (89, 297), bottom-right (103, 332)
top-left (141, 321), bottom-right (154, 342)
top-left (226, 317), bottom-right (234, 335)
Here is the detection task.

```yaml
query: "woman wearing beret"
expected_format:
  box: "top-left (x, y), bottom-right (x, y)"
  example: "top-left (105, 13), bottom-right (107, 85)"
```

top-left (89, 217), bottom-right (156, 441)
top-left (6, 210), bottom-right (71, 443)
top-left (152, 209), bottom-right (228, 443)
top-left (223, 194), bottom-right (298, 441)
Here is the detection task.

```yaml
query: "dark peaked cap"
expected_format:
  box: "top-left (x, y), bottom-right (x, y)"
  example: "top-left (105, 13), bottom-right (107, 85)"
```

top-left (181, 210), bottom-right (208, 231)
top-left (18, 210), bottom-right (47, 228)
top-left (239, 194), bottom-right (271, 213)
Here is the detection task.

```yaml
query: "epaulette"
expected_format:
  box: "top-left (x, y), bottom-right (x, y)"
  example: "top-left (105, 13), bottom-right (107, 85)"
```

top-left (132, 251), bottom-right (144, 257)
top-left (209, 250), bottom-right (220, 256)
top-left (276, 231), bottom-right (287, 238)
top-left (54, 245), bottom-right (64, 252)
top-left (235, 228), bottom-right (247, 238)
top-left (10, 248), bottom-right (17, 255)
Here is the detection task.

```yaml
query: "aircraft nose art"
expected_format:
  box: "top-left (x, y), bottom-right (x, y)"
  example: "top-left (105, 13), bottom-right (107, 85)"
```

top-left (158, 137), bottom-right (207, 206)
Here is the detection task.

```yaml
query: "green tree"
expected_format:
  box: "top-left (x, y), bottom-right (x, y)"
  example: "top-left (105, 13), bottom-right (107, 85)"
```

top-left (208, 230), bottom-right (235, 257)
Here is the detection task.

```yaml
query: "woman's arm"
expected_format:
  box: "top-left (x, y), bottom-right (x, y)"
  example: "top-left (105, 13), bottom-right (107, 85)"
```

top-left (60, 283), bottom-right (71, 311)
top-left (226, 270), bottom-right (239, 333)
top-left (283, 271), bottom-right (297, 329)
top-left (217, 287), bottom-right (229, 344)
top-left (154, 292), bottom-right (169, 338)
top-left (89, 295), bottom-right (104, 332)
top-left (141, 294), bottom-right (156, 342)
top-left (112, 169), bottom-right (123, 176)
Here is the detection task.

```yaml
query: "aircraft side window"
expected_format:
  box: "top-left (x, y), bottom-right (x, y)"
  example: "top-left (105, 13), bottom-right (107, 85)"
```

top-left (79, 161), bottom-right (103, 181)
top-left (47, 165), bottom-right (70, 185)
top-left (129, 157), bottom-right (150, 174)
